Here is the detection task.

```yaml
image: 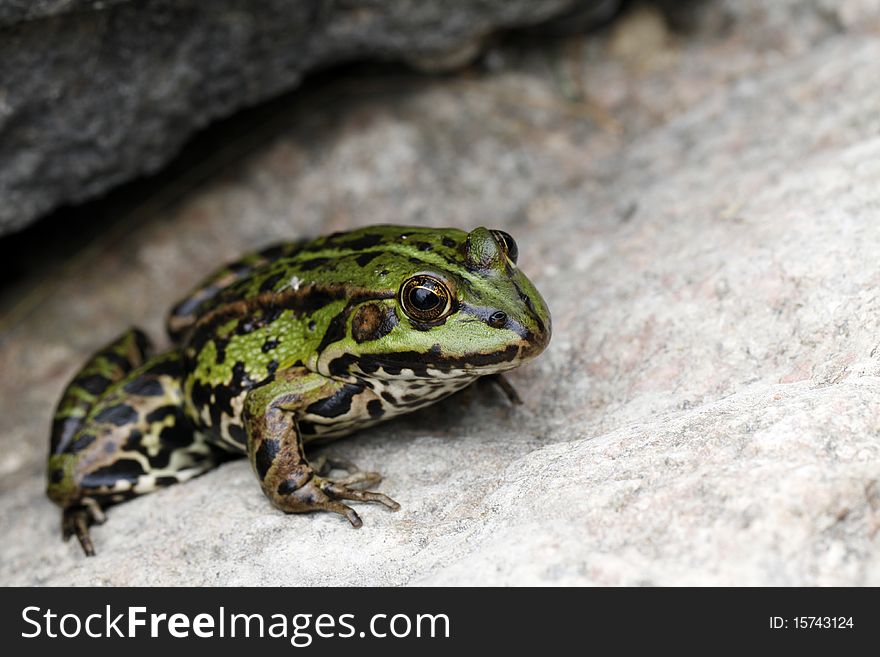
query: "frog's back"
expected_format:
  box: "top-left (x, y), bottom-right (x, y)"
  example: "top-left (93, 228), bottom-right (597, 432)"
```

top-left (170, 226), bottom-right (470, 334)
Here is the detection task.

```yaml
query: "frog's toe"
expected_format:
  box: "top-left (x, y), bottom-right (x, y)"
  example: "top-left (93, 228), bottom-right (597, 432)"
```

top-left (61, 506), bottom-right (106, 557)
top-left (273, 474), bottom-right (399, 527)
top-left (324, 501), bottom-right (364, 528)
top-left (318, 479), bottom-right (401, 512)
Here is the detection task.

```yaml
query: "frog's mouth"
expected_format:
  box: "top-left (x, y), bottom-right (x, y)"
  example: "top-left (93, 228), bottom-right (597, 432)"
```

top-left (338, 340), bottom-right (544, 381)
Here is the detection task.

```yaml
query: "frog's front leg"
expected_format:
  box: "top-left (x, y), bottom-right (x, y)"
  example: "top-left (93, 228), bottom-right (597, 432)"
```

top-left (243, 368), bottom-right (400, 527)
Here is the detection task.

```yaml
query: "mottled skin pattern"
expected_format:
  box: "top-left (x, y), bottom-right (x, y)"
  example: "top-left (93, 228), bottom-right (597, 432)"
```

top-left (47, 225), bottom-right (551, 555)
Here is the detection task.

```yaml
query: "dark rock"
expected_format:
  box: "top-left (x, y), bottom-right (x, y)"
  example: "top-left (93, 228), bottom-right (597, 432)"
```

top-left (0, 0), bottom-right (617, 236)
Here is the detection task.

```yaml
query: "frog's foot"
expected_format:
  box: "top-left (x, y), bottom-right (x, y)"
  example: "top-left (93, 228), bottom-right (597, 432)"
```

top-left (310, 455), bottom-right (383, 488)
top-left (277, 475), bottom-right (400, 528)
top-left (484, 373), bottom-right (523, 405)
top-left (61, 498), bottom-right (106, 557)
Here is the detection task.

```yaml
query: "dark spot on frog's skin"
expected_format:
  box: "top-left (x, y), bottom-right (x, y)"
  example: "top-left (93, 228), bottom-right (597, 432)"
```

top-left (367, 399), bottom-right (384, 418)
top-left (316, 309), bottom-right (349, 354)
top-left (100, 350), bottom-right (137, 371)
top-left (351, 303), bottom-right (399, 343)
top-left (399, 396), bottom-right (439, 409)
top-left (297, 257), bottom-right (332, 272)
top-left (359, 359), bottom-right (380, 374)
top-left (214, 340), bottom-right (228, 365)
top-left (144, 358), bottom-right (182, 379)
top-left (308, 321), bottom-right (317, 332)
top-left (254, 438), bottom-right (280, 480)
top-left (228, 423), bottom-right (247, 446)
top-left (131, 328), bottom-right (152, 358)
top-left (145, 404), bottom-right (180, 424)
top-left (408, 257), bottom-right (422, 265)
top-left (49, 467), bottom-right (64, 484)
top-left (94, 403), bottom-right (138, 427)
top-left (401, 393), bottom-right (420, 403)
top-left (355, 252), bottom-right (382, 268)
top-left (81, 459), bottom-right (146, 488)
top-left (158, 422), bottom-right (195, 451)
top-left (69, 433), bottom-right (96, 452)
top-left (263, 306), bottom-right (284, 324)
top-left (122, 429), bottom-right (143, 451)
top-left (189, 380), bottom-right (213, 414)
top-left (262, 338), bottom-right (279, 353)
top-left (123, 377), bottom-right (165, 397)
top-left (231, 361), bottom-right (253, 386)
top-left (381, 391), bottom-right (397, 405)
top-left (379, 269), bottom-right (389, 277)
top-left (306, 383), bottom-right (363, 418)
top-left (297, 420), bottom-right (317, 436)
top-left (288, 288), bottom-right (341, 316)
top-left (266, 359), bottom-right (279, 378)
top-left (416, 242), bottom-right (432, 252)
top-left (259, 272), bottom-right (285, 293)
top-left (327, 353), bottom-right (359, 377)
top-left (442, 236), bottom-right (456, 249)
top-left (328, 233), bottom-right (385, 251)
top-left (77, 373), bottom-right (113, 396)
top-left (145, 423), bottom-right (197, 469)
top-left (277, 479), bottom-right (300, 495)
top-left (155, 476), bottom-right (180, 488)
top-left (50, 417), bottom-right (84, 454)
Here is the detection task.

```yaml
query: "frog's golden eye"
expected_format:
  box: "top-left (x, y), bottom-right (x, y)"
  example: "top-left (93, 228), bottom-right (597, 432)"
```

top-left (490, 230), bottom-right (518, 264)
top-left (399, 276), bottom-right (453, 323)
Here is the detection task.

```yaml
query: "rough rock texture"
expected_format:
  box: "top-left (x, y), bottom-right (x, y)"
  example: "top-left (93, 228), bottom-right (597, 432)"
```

top-left (2, 0), bottom-right (880, 585)
top-left (0, 0), bottom-right (618, 236)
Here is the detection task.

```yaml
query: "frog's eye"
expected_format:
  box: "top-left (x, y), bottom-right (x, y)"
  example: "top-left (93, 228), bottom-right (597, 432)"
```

top-left (399, 276), bottom-right (453, 323)
top-left (490, 230), bottom-right (518, 264)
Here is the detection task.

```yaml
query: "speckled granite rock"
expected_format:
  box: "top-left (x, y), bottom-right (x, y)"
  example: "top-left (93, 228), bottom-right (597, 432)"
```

top-left (0, 0), bottom-right (619, 236)
top-left (2, 0), bottom-right (880, 585)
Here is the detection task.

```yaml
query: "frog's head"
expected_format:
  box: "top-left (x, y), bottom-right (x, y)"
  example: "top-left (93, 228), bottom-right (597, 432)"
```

top-left (315, 226), bottom-right (551, 381)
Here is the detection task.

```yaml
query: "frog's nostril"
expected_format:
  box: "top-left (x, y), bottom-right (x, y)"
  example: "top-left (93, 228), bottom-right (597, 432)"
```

top-left (488, 311), bottom-right (507, 328)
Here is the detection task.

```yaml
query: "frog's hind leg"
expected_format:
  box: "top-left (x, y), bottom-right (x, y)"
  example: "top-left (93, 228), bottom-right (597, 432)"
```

top-left (50, 328), bottom-right (152, 457)
top-left (48, 344), bottom-right (225, 556)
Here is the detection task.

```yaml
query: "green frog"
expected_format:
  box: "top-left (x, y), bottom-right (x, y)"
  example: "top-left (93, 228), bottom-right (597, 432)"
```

top-left (46, 225), bottom-right (551, 556)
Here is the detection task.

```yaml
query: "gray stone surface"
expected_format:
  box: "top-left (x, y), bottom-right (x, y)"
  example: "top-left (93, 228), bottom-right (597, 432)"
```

top-left (2, 0), bottom-right (880, 585)
top-left (0, 0), bottom-right (617, 236)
